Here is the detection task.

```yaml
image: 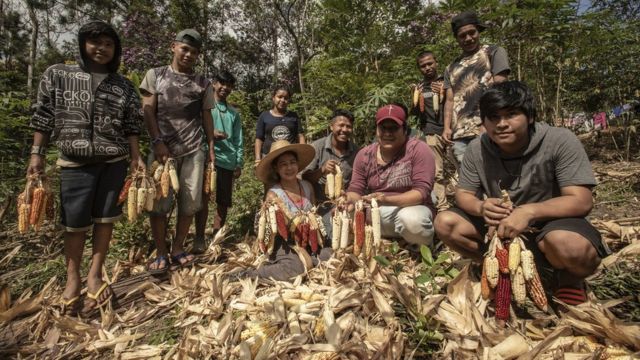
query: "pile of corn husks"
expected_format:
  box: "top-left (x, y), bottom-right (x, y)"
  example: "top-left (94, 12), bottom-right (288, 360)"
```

top-left (0, 226), bottom-right (639, 359)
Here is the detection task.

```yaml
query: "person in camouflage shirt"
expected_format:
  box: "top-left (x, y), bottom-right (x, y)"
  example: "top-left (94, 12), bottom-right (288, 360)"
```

top-left (443, 11), bottom-right (510, 165)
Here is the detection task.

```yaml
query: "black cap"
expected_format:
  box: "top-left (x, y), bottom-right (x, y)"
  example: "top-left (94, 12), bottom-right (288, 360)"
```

top-left (175, 29), bottom-right (202, 50)
top-left (451, 11), bottom-right (487, 36)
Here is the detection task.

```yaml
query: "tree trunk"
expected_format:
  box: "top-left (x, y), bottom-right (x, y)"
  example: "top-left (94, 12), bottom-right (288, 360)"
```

top-left (26, 0), bottom-right (39, 99)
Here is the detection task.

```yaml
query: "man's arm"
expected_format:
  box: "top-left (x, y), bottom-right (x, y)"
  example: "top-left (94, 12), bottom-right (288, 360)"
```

top-left (497, 185), bottom-right (593, 239)
top-left (367, 190), bottom-right (423, 207)
top-left (298, 133), bottom-right (306, 144)
top-left (142, 92), bottom-right (170, 163)
top-left (202, 110), bottom-right (215, 164)
top-left (442, 87), bottom-right (454, 144)
top-left (493, 71), bottom-right (509, 83)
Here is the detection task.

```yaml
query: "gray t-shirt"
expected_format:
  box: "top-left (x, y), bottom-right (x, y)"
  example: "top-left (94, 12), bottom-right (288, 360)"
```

top-left (140, 65), bottom-right (210, 157)
top-left (458, 122), bottom-right (596, 205)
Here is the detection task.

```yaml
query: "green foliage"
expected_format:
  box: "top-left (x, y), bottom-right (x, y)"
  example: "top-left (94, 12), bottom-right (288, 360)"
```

top-left (415, 246), bottom-right (460, 294)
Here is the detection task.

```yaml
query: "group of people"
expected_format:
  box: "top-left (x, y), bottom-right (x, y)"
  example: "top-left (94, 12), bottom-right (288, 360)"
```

top-left (26, 11), bottom-right (608, 316)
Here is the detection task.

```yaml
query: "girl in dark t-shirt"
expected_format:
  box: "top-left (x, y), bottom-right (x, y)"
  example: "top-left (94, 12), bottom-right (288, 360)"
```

top-left (254, 86), bottom-right (306, 165)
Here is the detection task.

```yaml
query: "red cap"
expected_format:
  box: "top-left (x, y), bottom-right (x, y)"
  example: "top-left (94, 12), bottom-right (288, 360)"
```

top-left (375, 105), bottom-right (406, 126)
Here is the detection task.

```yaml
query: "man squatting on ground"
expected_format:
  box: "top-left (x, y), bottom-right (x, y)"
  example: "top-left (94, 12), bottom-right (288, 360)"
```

top-left (434, 81), bottom-right (611, 305)
top-left (194, 70), bottom-right (244, 252)
top-left (347, 105), bottom-right (436, 247)
top-left (28, 21), bottom-right (144, 314)
top-left (302, 109), bottom-right (359, 239)
top-left (443, 11), bottom-right (510, 165)
top-left (411, 50), bottom-right (448, 211)
top-left (140, 29), bottom-right (212, 273)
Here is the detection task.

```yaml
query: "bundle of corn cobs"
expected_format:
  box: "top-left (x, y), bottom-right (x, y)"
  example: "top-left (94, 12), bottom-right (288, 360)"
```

top-left (203, 161), bottom-right (216, 202)
top-left (151, 158), bottom-right (179, 198)
top-left (17, 174), bottom-right (54, 234)
top-left (480, 191), bottom-right (548, 321)
top-left (330, 199), bottom-right (381, 261)
top-left (118, 169), bottom-right (157, 222)
top-left (412, 84), bottom-right (444, 114)
top-left (255, 199), bottom-right (326, 256)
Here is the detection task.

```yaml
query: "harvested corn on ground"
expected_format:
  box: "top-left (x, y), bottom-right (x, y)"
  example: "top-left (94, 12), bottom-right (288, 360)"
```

top-left (0, 224), bottom-right (639, 359)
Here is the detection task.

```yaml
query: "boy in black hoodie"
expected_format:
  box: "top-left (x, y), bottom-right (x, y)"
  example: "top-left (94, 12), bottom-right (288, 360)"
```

top-left (28, 21), bottom-right (143, 315)
top-left (435, 81), bottom-right (609, 307)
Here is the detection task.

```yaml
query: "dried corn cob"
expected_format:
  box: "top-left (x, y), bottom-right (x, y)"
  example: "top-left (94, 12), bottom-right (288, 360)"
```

top-left (495, 273), bottom-right (511, 321)
top-left (334, 166), bottom-right (343, 198)
top-left (481, 263), bottom-right (492, 300)
top-left (18, 203), bottom-right (30, 234)
top-left (496, 248), bottom-right (509, 274)
top-left (309, 225), bottom-right (319, 254)
top-left (325, 173), bottom-right (335, 199)
top-left (526, 268), bottom-right (548, 312)
top-left (203, 162), bottom-right (211, 194)
top-left (145, 179), bottom-right (156, 211)
top-left (34, 191), bottom-right (47, 231)
top-left (340, 211), bottom-right (350, 249)
top-left (268, 204), bottom-right (277, 234)
top-left (520, 250), bottom-right (535, 281)
top-left (370, 198), bottom-right (381, 246)
top-left (433, 93), bottom-right (439, 114)
top-left (364, 225), bottom-right (373, 259)
top-left (136, 187), bottom-right (147, 214)
top-left (29, 186), bottom-right (46, 226)
top-left (353, 201), bottom-right (365, 256)
top-left (149, 161), bottom-right (159, 176)
top-left (314, 213), bottom-right (327, 238)
top-left (412, 87), bottom-right (420, 107)
top-left (256, 209), bottom-right (267, 252)
top-left (168, 159), bottom-right (180, 192)
top-left (508, 241), bottom-right (521, 273)
top-left (127, 185), bottom-right (137, 222)
top-left (484, 256), bottom-right (499, 288)
top-left (118, 177), bottom-right (133, 205)
top-left (418, 92), bottom-right (425, 112)
top-left (153, 164), bottom-right (164, 181)
top-left (209, 166), bottom-right (216, 200)
top-left (512, 266), bottom-right (526, 305)
top-left (301, 221), bottom-right (310, 249)
top-left (331, 211), bottom-right (341, 250)
top-left (160, 168), bottom-right (170, 197)
top-left (275, 208), bottom-right (288, 239)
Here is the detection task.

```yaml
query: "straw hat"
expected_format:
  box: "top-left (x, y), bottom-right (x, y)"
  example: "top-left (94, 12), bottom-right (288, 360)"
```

top-left (255, 140), bottom-right (315, 184)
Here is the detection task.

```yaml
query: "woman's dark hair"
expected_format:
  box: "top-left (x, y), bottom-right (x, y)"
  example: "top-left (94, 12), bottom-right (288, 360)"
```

top-left (330, 109), bottom-right (354, 124)
top-left (480, 81), bottom-right (537, 123)
top-left (214, 70), bottom-right (236, 85)
top-left (78, 20), bottom-right (121, 73)
top-left (272, 85), bottom-right (291, 98)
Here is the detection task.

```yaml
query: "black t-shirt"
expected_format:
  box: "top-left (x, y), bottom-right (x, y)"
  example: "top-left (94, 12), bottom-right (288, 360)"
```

top-left (256, 110), bottom-right (303, 154)
top-left (411, 76), bottom-right (444, 136)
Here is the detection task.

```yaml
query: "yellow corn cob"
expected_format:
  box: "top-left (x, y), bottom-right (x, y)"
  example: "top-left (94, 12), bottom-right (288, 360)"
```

top-left (268, 204), bottom-right (277, 234)
top-left (325, 173), bottom-right (335, 199)
top-left (370, 198), bottom-right (381, 246)
top-left (364, 225), bottom-right (373, 259)
top-left (136, 187), bottom-right (147, 214)
top-left (481, 263), bottom-right (492, 300)
top-left (520, 250), bottom-right (535, 281)
top-left (168, 160), bottom-right (180, 192)
top-left (240, 322), bottom-right (277, 341)
top-left (412, 87), bottom-right (420, 107)
top-left (160, 168), bottom-right (170, 197)
top-left (508, 241), bottom-right (521, 273)
top-left (145, 180), bottom-right (156, 211)
top-left (340, 211), bottom-right (350, 249)
top-left (334, 166), bottom-right (343, 198)
top-left (485, 256), bottom-right (499, 288)
top-left (153, 164), bottom-right (164, 181)
top-left (29, 187), bottom-right (46, 226)
top-left (210, 166), bottom-right (216, 196)
top-left (331, 211), bottom-right (341, 250)
top-left (34, 190), bottom-right (47, 231)
top-left (433, 93), bottom-right (439, 114)
top-left (512, 266), bottom-right (526, 305)
top-left (18, 203), bottom-right (30, 234)
top-left (256, 210), bottom-right (267, 244)
top-left (149, 161), bottom-right (160, 176)
top-left (127, 185), bottom-right (137, 222)
top-left (527, 271), bottom-right (548, 312)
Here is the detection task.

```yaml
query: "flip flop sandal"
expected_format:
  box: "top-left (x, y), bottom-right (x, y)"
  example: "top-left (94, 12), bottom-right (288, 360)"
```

top-left (86, 283), bottom-right (113, 308)
top-left (59, 295), bottom-right (82, 316)
top-left (171, 252), bottom-right (195, 268)
top-left (147, 255), bottom-right (170, 275)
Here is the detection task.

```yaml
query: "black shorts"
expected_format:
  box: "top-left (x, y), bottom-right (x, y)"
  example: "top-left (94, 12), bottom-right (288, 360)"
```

top-left (215, 166), bottom-right (235, 208)
top-left (59, 160), bottom-right (128, 231)
top-left (444, 207), bottom-right (610, 259)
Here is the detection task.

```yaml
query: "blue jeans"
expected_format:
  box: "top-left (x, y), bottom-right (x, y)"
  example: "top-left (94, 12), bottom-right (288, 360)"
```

top-left (379, 205), bottom-right (434, 245)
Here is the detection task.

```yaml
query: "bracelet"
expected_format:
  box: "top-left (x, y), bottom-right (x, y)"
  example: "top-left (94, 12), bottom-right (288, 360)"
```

top-left (30, 145), bottom-right (46, 156)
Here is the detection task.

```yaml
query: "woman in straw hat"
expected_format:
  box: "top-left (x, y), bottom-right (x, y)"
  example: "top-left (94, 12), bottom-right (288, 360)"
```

top-left (242, 140), bottom-right (332, 280)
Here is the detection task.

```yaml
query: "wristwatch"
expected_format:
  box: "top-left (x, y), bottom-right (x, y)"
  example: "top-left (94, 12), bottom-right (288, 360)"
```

top-left (30, 145), bottom-right (47, 156)
top-left (151, 136), bottom-right (164, 146)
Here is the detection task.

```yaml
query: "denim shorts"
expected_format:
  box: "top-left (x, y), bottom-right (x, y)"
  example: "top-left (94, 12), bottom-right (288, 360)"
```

top-left (59, 160), bottom-right (128, 232)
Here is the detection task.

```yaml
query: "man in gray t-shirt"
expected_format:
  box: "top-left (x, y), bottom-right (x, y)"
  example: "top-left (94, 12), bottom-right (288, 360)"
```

top-left (435, 81), bottom-right (609, 307)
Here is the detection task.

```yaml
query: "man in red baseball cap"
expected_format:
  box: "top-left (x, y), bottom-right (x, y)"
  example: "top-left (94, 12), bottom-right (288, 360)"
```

top-left (346, 105), bottom-right (437, 248)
